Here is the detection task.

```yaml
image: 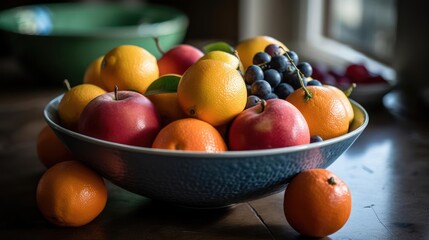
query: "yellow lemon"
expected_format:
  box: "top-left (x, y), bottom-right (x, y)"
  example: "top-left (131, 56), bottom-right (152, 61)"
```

top-left (177, 59), bottom-right (247, 127)
top-left (57, 83), bottom-right (106, 130)
top-left (235, 35), bottom-right (288, 70)
top-left (101, 45), bottom-right (159, 94)
top-left (198, 50), bottom-right (244, 73)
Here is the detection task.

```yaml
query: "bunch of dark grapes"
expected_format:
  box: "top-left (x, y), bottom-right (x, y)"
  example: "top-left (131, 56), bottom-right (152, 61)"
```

top-left (243, 44), bottom-right (322, 109)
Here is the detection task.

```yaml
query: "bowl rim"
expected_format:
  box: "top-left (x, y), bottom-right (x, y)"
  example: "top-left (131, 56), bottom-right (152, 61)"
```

top-left (44, 94), bottom-right (369, 158)
top-left (0, 2), bottom-right (189, 37)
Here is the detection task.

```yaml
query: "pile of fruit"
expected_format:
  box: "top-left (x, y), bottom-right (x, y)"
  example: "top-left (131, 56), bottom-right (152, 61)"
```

top-left (35, 35), bottom-right (357, 237)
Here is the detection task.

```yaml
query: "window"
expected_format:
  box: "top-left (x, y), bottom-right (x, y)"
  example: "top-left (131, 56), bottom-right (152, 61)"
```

top-left (297, 0), bottom-right (396, 80)
top-left (325, 0), bottom-right (396, 63)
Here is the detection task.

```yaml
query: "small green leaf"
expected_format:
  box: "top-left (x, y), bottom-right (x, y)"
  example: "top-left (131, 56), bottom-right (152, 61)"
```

top-left (144, 74), bottom-right (181, 95)
top-left (203, 41), bottom-right (235, 54)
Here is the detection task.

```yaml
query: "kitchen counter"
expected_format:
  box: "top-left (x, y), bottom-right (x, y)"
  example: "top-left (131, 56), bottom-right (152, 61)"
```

top-left (1, 57), bottom-right (428, 240)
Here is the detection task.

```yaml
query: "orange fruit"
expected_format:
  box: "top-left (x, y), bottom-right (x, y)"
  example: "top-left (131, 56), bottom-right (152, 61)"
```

top-left (36, 160), bottom-right (108, 227)
top-left (36, 125), bottom-right (74, 168)
top-left (101, 45), bottom-right (159, 94)
top-left (152, 118), bottom-right (227, 152)
top-left (177, 59), bottom-right (247, 127)
top-left (283, 168), bottom-right (352, 238)
top-left (235, 35), bottom-right (288, 70)
top-left (147, 92), bottom-right (187, 126)
top-left (198, 50), bottom-right (244, 73)
top-left (286, 85), bottom-right (350, 140)
top-left (324, 85), bottom-right (354, 124)
top-left (83, 56), bottom-right (105, 89)
top-left (57, 83), bottom-right (106, 130)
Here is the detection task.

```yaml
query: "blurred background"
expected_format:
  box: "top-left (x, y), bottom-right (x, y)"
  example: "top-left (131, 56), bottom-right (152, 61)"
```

top-left (1, 0), bottom-right (428, 118)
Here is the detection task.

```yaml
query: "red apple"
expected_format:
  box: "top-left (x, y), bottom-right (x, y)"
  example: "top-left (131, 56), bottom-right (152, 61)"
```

top-left (78, 90), bottom-right (161, 147)
top-left (228, 99), bottom-right (310, 150)
top-left (345, 63), bottom-right (371, 82)
top-left (157, 44), bottom-right (204, 76)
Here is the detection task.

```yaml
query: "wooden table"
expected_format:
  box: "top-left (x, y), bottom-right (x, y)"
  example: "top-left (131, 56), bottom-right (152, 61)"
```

top-left (1, 57), bottom-right (428, 240)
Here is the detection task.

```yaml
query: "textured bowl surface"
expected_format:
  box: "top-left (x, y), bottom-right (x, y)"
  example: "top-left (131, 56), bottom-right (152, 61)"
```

top-left (44, 95), bottom-right (368, 208)
top-left (0, 2), bottom-right (188, 86)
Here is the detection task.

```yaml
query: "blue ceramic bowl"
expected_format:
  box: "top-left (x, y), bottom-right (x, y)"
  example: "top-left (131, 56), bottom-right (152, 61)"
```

top-left (0, 2), bottom-right (188, 86)
top-left (44, 94), bottom-right (368, 208)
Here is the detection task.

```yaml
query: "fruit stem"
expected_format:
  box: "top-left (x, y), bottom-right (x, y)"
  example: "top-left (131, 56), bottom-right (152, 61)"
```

top-left (63, 79), bottom-right (71, 91)
top-left (114, 85), bottom-right (119, 100)
top-left (260, 99), bottom-right (267, 113)
top-left (344, 83), bottom-right (356, 97)
top-left (328, 176), bottom-right (337, 185)
top-left (233, 50), bottom-right (240, 62)
top-left (154, 37), bottom-right (165, 55)
top-left (233, 50), bottom-right (243, 73)
top-left (282, 47), bottom-right (312, 101)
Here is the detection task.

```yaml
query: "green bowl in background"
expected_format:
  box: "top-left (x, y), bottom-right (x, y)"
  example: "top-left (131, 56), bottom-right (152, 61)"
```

top-left (0, 3), bottom-right (188, 86)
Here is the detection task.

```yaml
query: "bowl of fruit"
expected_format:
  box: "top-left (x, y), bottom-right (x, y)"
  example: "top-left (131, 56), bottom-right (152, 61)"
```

top-left (0, 2), bottom-right (188, 86)
top-left (43, 36), bottom-right (369, 208)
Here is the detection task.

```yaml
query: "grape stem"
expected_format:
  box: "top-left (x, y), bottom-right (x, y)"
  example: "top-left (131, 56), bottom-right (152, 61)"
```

top-left (255, 62), bottom-right (269, 70)
top-left (281, 47), bottom-right (313, 101)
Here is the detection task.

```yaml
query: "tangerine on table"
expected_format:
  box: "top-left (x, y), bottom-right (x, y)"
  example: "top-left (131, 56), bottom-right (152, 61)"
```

top-left (36, 125), bottom-right (74, 168)
top-left (152, 118), bottom-right (227, 152)
top-left (57, 83), bottom-right (106, 131)
top-left (286, 85), bottom-right (350, 140)
top-left (177, 59), bottom-right (247, 127)
top-left (101, 45), bottom-right (159, 94)
top-left (235, 35), bottom-right (288, 70)
top-left (283, 168), bottom-right (352, 238)
top-left (36, 160), bottom-right (107, 227)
